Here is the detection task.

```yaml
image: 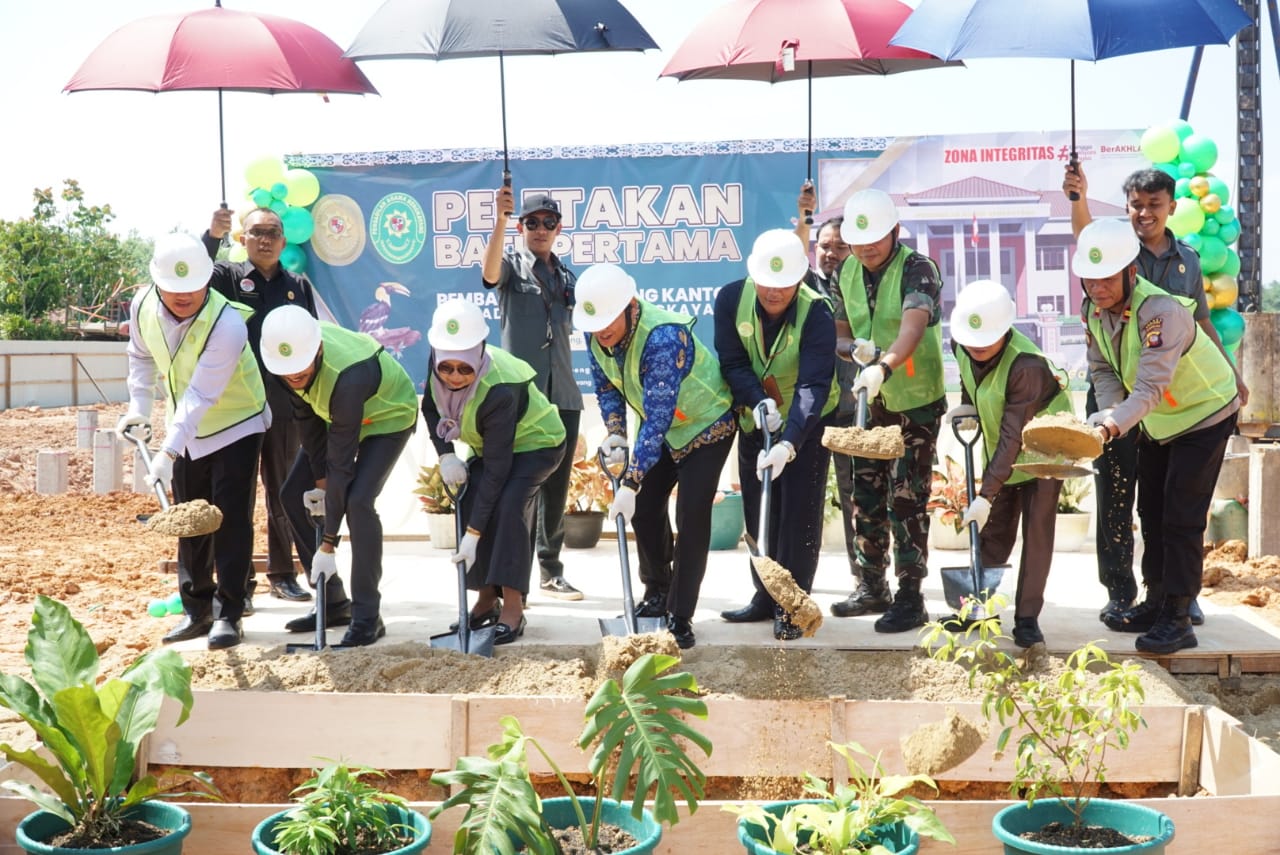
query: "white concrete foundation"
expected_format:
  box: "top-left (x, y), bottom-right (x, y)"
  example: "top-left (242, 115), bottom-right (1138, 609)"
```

top-left (75, 409), bottom-right (98, 449)
top-left (132, 448), bottom-right (150, 493)
top-left (1248, 443), bottom-right (1280, 558)
top-left (92, 429), bottom-right (122, 494)
top-left (35, 449), bottom-right (68, 494)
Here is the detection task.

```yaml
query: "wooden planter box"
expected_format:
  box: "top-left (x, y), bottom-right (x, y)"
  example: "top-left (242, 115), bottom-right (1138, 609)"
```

top-left (3, 696), bottom-right (1277, 854)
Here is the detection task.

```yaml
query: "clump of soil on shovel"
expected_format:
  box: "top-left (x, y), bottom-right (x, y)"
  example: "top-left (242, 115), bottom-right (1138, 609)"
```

top-left (752, 554), bottom-right (823, 636)
top-left (822, 425), bottom-right (905, 459)
top-left (146, 499), bottom-right (222, 537)
top-left (901, 706), bottom-right (986, 776)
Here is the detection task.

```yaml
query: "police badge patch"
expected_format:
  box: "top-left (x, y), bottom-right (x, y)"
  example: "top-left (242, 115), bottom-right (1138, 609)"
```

top-left (1142, 316), bottom-right (1163, 348)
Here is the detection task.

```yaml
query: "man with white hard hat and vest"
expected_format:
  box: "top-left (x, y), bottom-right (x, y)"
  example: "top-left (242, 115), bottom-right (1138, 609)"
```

top-left (830, 188), bottom-right (947, 633)
top-left (116, 233), bottom-right (268, 650)
top-left (259, 305), bottom-right (418, 647)
top-left (421, 299), bottom-right (567, 644)
top-left (1077, 218), bottom-right (1239, 655)
top-left (575, 263), bottom-right (736, 649)
top-left (713, 229), bottom-right (837, 640)
top-left (948, 280), bottom-right (1074, 647)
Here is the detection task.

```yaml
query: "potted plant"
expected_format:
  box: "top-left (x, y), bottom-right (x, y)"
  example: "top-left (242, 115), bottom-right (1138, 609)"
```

top-left (921, 599), bottom-right (1176, 853)
top-left (564, 438), bottom-right (611, 549)
top-left (251, 761), bottom-right (431, 855)
top-left (728, 741), bottom-right (955, 854)
top-left (710, 488), bottom-right (745, 550)
top-left (927, 456), bottom-right (972, 551)
top-left (2, 595), bottom-right (216, 854)
top-left (415, 462), bottom-right (457, 550)
top-left (429, 652), bottom-right (711, 854)
top-left (1054, 476), bottom-right (1092, 552)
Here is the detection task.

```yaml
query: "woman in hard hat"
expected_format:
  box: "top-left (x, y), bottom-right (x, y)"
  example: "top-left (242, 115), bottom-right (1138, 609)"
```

top-left (575, 263), bottom-right (736, 649)
top-left (421, 299), bottom-right (567, 645)
top-left (948, 280), bottom-right (1074, 647)
top-left (260, 305), bottom-right (419, 647)
top-left (713, 229), bottom-right (837, 640)
top-left (830, 188), bottom-right (948, 633)
top-left (1077, 218), bottom-right (1239, 655)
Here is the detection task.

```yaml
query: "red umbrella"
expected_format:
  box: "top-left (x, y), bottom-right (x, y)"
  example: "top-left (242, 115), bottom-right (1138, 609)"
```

top-left (65, 1), bottom-right (378, 205)
top-left (661, 0), bottom-right (958, 221)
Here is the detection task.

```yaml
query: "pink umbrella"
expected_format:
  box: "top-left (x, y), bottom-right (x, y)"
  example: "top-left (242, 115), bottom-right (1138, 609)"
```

top-left (65, 1), bottom-right (378, 204)
top-left (661, 0), bottom-right (958, 222)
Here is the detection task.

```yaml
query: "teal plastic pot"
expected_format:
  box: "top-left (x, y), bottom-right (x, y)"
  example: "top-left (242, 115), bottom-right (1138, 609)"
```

top-left (737, 799), bottom-right (919, 855)
top-left (251, 803), bottom-right (431, 855)
top-left (17, 802), bottom-right (192, 855)
top-left (537, 796), bottom-right (661, 855)
top-left (709, 491), bottom-right (745, 550)
top-left (992, 799), bottom-right (1175, 854)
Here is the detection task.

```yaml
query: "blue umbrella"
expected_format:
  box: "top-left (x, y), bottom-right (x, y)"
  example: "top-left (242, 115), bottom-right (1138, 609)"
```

top-left (345, 0), bottom-right (658, 184)
top-left (890, 0), bottom-right (1253, 193)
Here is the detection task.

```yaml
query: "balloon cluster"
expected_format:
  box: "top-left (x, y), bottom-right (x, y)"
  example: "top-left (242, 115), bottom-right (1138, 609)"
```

top-left (1139, 120), bottom-right (1244, 363)
top-left (229, 155), bottom-right (321, 274)
top-left (147, 592), bottom-right (185, 618)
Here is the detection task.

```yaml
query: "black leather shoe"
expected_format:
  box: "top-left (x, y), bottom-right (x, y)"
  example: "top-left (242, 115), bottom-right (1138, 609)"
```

top-left (207, 619), bottom-right (243, 650)
top-left (635, 593), bottom-right (667, 618)
top-left (493, 616), bottom-right (527, 645)
top-left (162, 613), bottom-right (213, 644)
top-left (1012, 617), bottom-right (1045, 648)
top-left (1099, 598), bottom-right (1132, 623)
top-left (1103, 596), bottom-right (1162, 633)
top-left (269, 576), bottom-right (313, 602)
top-left (450, 603), bottom-right (502, 633)
top-left (338, 617), bottom-right (386, 647)
top-left (1188, 597), bottom-right (1205, 626)
top-left (666, 614), bottom-right (695, 649)
top-left (829, 581), bottom-right (893, 618)
top-left (874, 593), bottom-right (928, 634)
top-left (773, 615), bottom-right (803, 641)
top-left (284, 600), bottom-right (352, 633)
top-left (720, 601), bottom-right (773, 623)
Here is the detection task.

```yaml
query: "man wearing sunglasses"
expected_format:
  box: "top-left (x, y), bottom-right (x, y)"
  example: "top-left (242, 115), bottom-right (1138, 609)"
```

top-left (204, 206), bottom-right (319, 608)
top-left (482, 188), bottom-right (585, 602)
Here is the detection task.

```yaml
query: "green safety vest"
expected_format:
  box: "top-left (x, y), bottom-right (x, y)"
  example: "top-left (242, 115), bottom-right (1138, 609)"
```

top-left (1085, 277), bottom-right (1236, 441)
top-left (137, 286), bottom-right (265, 439)
top-left (451, 348), bottom-right (565, 456)
top-left (298, 322), bottom-right (418, 439)
top-left (589, 301), bottom-right (732, 450)
top-left (734, 279), bottom-right (837, 431)
top-left (837, 244), bottom-right (945, 411)
top-left (956, 329), bottom-right (1072, 486)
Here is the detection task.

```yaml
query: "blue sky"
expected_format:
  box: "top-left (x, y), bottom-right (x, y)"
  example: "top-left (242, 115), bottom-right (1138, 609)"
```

top-left (4, 0), bottom-right (1276, 282)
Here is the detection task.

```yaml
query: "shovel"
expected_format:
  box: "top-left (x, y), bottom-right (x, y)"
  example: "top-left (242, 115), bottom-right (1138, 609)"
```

top-left (430, 481), bottom-right (496, 657)
top-left (821, 356), bottom-right (905, 460)
top-left (122, 424), bottom-right (222, 537)
top-left (287, 515), bottom-right (329, 653)
top-left (597, 446), bottom-right (665, 636)
top-left (939, 415), bottom-right (1009, 624)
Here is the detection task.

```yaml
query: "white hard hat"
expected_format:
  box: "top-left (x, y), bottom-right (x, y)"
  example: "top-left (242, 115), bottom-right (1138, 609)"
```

top-left (428, 299), bottom-right (489, 350)
top-left (841, 189), bottom-right (899, 245)
top-left (950, 280), bottom-right (1016, 348)
top-left (149, 233), bottom-right (213, 294)
top-left (573, 264), bottom-right (638, 333)
top-left (1072, 218), bottom-right (1140, 279)
top-left (746, 229), bottom-right (808, 288)
top-left (260, 305), bottom-right (322, 375)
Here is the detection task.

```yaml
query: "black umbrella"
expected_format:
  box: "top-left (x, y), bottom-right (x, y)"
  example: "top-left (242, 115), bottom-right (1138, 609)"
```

top-left (345, 0), bottom-right (659, 184)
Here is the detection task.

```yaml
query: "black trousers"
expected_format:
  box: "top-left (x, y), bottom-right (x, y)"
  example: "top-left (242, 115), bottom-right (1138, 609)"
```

top-left (631, 433), bottom-right (734, 619)
top-left (980, 477), bottom-right (1061, 619)
top-left (531, 408), bottom-right (580, 582)
top-left (737, 417), bottom-right (834, 610)
top-left (260, 378), bottom-right (303, 583)
top-left (1137, 413), bottom-right (1236, 598)
top-left (471, 442), bottom-right (565, 593)
top-left (1086, 384), bottom-right (1139, 602)
top-left (173, 431), bottom-right (263, 623)
top-left (281, 428), bottom-right (412, 623)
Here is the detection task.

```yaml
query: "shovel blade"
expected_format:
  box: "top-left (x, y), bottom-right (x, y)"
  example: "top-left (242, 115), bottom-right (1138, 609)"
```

top-left (430, 626), bottom-right (496, 657)
top-left (598, 616), bottom-right (667, 637)
top-left (286, 639), bottom-right (327, 653)
top-left (940, 564), bottom-right (1009, 611)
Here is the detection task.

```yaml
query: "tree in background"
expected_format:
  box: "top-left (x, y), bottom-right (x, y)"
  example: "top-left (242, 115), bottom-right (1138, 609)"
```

top-left (0, 181), bottom-right (150, 339)
top-left (1261, 280), bottom-right (1280, 312)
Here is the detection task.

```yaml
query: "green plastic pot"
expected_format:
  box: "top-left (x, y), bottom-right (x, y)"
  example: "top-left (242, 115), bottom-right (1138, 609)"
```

top-left (737, 799), bottom-right (919, 855)
top-left (992, 799), bottom-right (1175, 854)
top-left (710, 491), bottom-right (745, 550)
top-left (16, 802), bottom-right (192, 855)
top-left (537, 796), bottom-right (662, 855)
top-left (251, 803), bottom-right (431, 855)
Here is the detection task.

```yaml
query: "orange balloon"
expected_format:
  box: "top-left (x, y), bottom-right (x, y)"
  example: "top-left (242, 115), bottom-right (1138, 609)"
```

top-left (1189, 176), bottom-right (1211, 197)
top-left (1200, 193), bottom-right (1222, 214)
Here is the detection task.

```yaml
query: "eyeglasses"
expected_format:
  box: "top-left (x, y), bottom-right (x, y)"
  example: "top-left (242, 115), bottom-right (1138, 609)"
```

top-left (436, 362), bottom-right (476, 377)
top-left (246, 227), bottom-right (283, 240)
top-left (521, 215), bottom-right (560, 231)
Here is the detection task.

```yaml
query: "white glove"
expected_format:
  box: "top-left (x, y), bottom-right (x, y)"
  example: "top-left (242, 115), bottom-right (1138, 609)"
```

top-left (302, 488), bottom-right (326, 517)
top-left (145, 451), bottom-right (175, 491)
top-left (758, 398), bottom-right (782, 433)
top-left (851, 338), bottom-right (878, 365)
top-left (450, 532), bottom-right (479, 567)
top-left (852, 364), bottom-right (885, 400)
top-left (609, 485), bottom-right (637, 525)
top-left (310, 549), bottom-right (338, 584)
top-left (960, 496), bottom-right (992, 532)
top-left (1086, 408), bottom-right (1115, 428)
top-left (115, 412), bottom-right (148, 442)
top-left (945, 404), bottom-right (979, 434)
top-left (757, 443), bottom-right (791, 480)
top-left (600, 434), bottom-right (628, 467)
top-left (439, 453), bottom-right (468, 488)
